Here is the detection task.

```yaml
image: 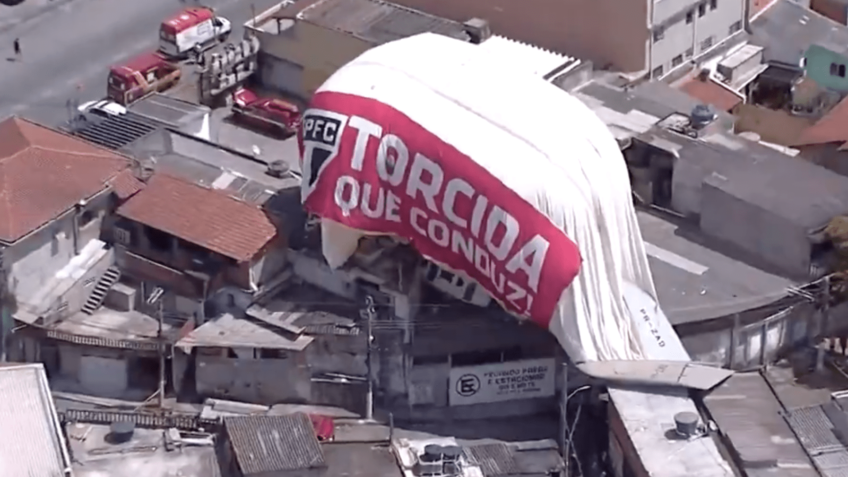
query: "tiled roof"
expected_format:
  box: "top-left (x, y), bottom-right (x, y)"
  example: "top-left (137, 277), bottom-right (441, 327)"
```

top-left (679, 77), bottom-right (743, 112)
top-left (0, 117), bottom-right (131, 243)
top-left (116, 173), bottom-right (276, 261)
top-left (794, 96), bottom-right (848, 148)
top-left (224, 413), bottom-right (326, 474)
top-left (109, 169), bottom-right (146, 200)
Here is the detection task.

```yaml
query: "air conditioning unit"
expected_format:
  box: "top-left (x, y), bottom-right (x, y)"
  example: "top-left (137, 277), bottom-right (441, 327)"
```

top-left (424, 262), bottom-right (491, 308)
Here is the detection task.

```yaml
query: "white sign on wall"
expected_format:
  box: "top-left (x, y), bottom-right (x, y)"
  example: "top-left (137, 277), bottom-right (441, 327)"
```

top-left (448, 358), bottom-right (556, 406)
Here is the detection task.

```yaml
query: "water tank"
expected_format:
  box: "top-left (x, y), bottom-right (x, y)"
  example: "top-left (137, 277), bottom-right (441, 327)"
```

top-left (419, 444), bottom-right (444, 476)
top-left (674, 411), bottom-right (700, 438)
top-left (108, 421), bottom-right (136, 444)
top-left (690, 104), bottom-right (716, 130)
top-left (267, 160), bottom-right (290, 178)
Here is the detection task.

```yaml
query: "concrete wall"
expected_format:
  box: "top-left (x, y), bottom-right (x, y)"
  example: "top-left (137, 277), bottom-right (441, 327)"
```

top-left (56, 344), bottom-right (135, 397)
top-left (7, 190), bottom-right (111, 311)
top-left (389, 0), bottom-right (649, 73)
top-left (799, 145), bottom-right (848, 177)
top-left (250, 246), bottom-right (287, 290)
top-left (196, 354), bottom-right (311, 405)
top-left (257, 21), bottom-right (371, 99)
top-left (699, 179), bottom-right (812, 278)
top-left (733, 104), bottom-right (813, 146)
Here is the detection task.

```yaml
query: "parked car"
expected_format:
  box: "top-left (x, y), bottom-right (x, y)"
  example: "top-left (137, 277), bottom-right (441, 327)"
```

top-left (231, 87), bottom-right (301, 136)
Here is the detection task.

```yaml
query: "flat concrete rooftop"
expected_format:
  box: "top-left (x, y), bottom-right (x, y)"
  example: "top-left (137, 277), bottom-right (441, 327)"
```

top-left (638, 210), bottom-right (797, 324)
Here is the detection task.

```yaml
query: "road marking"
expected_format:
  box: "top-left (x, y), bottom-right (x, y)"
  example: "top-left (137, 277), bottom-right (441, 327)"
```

top-left (644, 242), bottom-right (709, 276)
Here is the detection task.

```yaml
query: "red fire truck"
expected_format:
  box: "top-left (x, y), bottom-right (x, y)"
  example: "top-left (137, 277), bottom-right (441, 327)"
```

top-left (159, 7), bottom-right (231, 58)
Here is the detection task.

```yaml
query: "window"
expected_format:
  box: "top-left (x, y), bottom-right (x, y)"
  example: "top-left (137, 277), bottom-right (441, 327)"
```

top-left (698, 3), bottom-right (706, 16)
top-left (831, 63), bottom-right (839, 75)
top-left (729, 20), bottom-right (742, 34)
top-left (710, 0), bottom-right (717, 10)
top-left (652, 65), bottom-right (664, 78)
top-left (686, 10), bottom-right (694, 23)
top-left (672, 55), bottom-right (684, 67)
top-left (114, 227), bottom-right (131, 245)
top-left (840, 64), bottom-right (847, 78)
top-left (700, 35), bottom-right (714, 52)
top-left (145, 226), bottom-right (171, 252)
top-left (653, 27), bottom-right (664, 42)
top-left (685, 47), bottom-right (695, 58)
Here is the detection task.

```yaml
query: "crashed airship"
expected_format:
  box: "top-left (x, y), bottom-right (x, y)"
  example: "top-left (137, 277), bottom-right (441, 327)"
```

top-left (298, 33), bottom-right (731, 389)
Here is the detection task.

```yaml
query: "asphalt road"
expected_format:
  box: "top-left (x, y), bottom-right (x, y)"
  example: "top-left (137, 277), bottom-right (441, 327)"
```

top-left (0, 0), bottom-right (282, 126)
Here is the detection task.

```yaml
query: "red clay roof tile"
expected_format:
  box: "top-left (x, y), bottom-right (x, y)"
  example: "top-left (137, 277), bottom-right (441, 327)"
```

top-left (0, 117), bottom-right (131, 243)
top-left (680, 77), bottom-right (743, 112)
top-left (116, 173), bottom-right (276, 261)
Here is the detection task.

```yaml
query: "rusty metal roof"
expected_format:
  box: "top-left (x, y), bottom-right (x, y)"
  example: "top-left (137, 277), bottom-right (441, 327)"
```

top-left (224, 413), bottom-right (326, 474)
top-left (297, 0), bottom-right (468, 45)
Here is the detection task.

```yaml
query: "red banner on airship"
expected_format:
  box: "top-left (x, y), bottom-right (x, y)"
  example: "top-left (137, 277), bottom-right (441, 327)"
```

top-left (298, 91), bottom-right (582, 328)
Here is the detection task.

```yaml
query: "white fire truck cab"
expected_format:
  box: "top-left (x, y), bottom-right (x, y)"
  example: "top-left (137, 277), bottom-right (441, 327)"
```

top-left (159, 7), bottom-right (231, 58)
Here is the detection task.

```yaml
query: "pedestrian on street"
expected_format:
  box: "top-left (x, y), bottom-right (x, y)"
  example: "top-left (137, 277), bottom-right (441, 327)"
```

top-left (13, 38), bottom-right (20, 60)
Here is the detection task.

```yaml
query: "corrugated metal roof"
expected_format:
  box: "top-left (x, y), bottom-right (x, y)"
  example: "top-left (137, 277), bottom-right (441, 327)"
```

top-left (176, 312), bottom-right (314, 350)
top-left (0, 363), bottom-right (70, 477)
top-left (72, 112), bottom-right (159, 150)
top-left (225, 413), bottom-right (326, 474)
top-left (464, 443), bottom-right (520, 476)
top-left (704, 372), bottom-right (817, 477)
top-left (476, 35), bottom-right (578, 78)
top-left (298, 0), bottom-right (468, 45)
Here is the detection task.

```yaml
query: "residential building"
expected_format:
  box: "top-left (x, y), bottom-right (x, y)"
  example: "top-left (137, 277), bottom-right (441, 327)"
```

top-left (246, 0), bottom-right (472, 99)
top-left (111, 172), bottom-right (282, 315)
top-left (0, 116), bottom-right (140, 355)
top-left (0, 363), bottom-right (72, 477)
top-left (751, 0), bottom-right (848, 93)
top-left (387, 0), bottom-right (746, 79)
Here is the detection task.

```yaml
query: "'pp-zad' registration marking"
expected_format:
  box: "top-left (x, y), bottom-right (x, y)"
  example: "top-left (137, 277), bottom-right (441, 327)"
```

top-left (302, 114), bottom-right (342, 146)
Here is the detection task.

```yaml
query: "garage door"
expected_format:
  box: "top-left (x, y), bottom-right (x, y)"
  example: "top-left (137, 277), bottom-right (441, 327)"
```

top-left (259, 53), bottom-right (304, 98)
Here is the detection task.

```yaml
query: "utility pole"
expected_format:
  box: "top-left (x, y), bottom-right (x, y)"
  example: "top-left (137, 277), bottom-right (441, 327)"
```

top-left (360, 295), bottom-right (376, 421)
top-left (818, 276), bottom-right (832, 372)
top-left (559, 362), bottom-right (569, 477)
top-left (147, 287), bottom-right (166, 409)
top-left (158, 298), bottom-right (165, 408)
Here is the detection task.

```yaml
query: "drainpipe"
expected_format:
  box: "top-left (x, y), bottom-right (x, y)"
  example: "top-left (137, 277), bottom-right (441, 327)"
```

top-left (72, 200), bottom-right (85, 255)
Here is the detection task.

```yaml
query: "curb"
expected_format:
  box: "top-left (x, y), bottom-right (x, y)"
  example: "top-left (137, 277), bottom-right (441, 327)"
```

top-left (0, 0), bottom-right (78, 35)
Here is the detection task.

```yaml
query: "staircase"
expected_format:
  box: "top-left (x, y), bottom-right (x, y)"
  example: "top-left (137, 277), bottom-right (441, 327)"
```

top-left (81, 267), bottom-right (121, 315)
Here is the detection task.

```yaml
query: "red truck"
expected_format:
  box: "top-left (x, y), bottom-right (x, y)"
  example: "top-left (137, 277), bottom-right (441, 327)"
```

top-left (107, 52), bottom-right (181, 106)
top-left (231, 87), bottom-right (301, 136)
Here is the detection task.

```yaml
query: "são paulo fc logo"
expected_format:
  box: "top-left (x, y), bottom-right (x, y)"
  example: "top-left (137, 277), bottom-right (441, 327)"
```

top-left (300, 109), bottom-right (349, 200)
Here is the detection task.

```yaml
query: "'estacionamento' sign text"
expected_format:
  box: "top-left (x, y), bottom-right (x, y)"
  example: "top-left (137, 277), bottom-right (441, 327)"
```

top-left (448, 358), bottom-right (556, 406)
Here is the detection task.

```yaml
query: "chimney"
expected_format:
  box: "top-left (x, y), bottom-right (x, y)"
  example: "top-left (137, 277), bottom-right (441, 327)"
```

top-left (463, 18), bottom-right (491, 44)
